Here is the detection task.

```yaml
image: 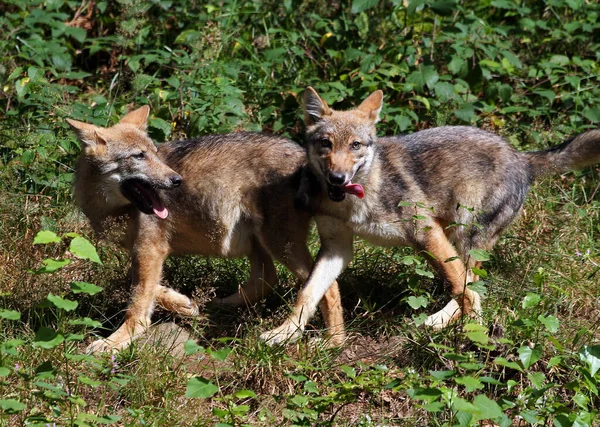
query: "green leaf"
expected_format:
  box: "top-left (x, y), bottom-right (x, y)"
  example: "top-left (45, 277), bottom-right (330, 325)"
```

top-left (0, 367), bottom-right (10, 377)
top-left (33, 327), bottom-right (65, 349)
top-left (473, 394), bottom-right (503, 420)
top-left (184, 340), bottom-right (205, 356)
top-left (407, 295), bottom-right (428, 309)
top-left (468, 249), bottom-right (490, 262)
top-left (494, 357), bottom-right (523, 372)
top-left (583, 106), bottom-right (600, 123)
top-left (69, 237), bottom-right (102, 264)
top-left (429, 370), bottom-right (455, 380)
top-left (464, 323), bottom-right (489, 345)
top-left (0, 309), bottom-right (21, 321)
top-left (185, 376), bottom-right (219, 398)
top-left (455, 375), bottom-right (484, 392)
top-left (233, 389), bottom-right (257, 399)
top-left (518, 345), bottom-right (542, 369)
top-left (33, 230), bottom-right (61, 244)
top-left (454, 103), bottom-right (475, 122)
top-left (32, 258), bottom-right (70, 274)
top-left (68, 317), bottom-right (103, 328)
top-left (209, 347), bottom-right (231, 361)
top-left (538, 315), bottom-right (559, 333)
top-left (415, 268), bottom-right (434, 278)
top-left (341, 365), bottom-right (357, 378)
top-left (71, 281), bottom-right (103, 295)
top-left (430, 0), bottom-right (457, 15)
top-left (579, 345), bottom-right (600, 377)
top-left (522, 293), bottom-right (541, 308)
top-left (351, 0), bottom-right (379, 13)
top-left (0, 399), bottom-right (26, 413)
top-left (47, 294), bottom-right (78, 312)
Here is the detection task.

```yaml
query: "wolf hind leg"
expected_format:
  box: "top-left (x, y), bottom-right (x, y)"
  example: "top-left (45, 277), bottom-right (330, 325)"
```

top-left (155, 285), bottom-right (199, 316)
top-left (422, 223), bottom-right (481, 329)
top-left (215, 238), bottom-right (278, 307)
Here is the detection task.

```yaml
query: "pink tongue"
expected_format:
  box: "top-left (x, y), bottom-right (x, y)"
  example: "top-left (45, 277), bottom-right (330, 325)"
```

top-left (343, 183), bottom-right (364, 199)
top-left (149, 193), bottom-right (168, 219)
top-left (153, 205), bottom-right (169, 219)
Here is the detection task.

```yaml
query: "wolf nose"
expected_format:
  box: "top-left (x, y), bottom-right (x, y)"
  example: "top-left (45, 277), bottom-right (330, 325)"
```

top-left (328, 171), bottom-right (346, 185)
top-left (170, 175), bottom-right (183, 187)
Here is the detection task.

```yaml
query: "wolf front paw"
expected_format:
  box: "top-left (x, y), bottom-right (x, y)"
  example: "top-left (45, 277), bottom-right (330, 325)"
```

top-left (423, 298), bottom-right (462, 330)
top-left (86, 338), bottom-right (124, 354)
top-left (260, 322), bottom-right (303, 346)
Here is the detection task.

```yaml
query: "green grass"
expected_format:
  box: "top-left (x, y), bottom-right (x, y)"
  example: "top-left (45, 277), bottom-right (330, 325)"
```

top-left (1, 0), bottom-right (600, 425)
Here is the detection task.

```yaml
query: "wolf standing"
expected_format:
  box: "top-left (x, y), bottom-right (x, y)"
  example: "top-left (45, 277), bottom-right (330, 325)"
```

top-left (261, 87), bottom-right (600, 344)
top-left (67, 106), bottom-right (345, 352)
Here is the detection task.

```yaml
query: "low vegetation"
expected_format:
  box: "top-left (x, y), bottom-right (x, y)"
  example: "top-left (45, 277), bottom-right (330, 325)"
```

top-left (1, 0), bottom-right (599, 425)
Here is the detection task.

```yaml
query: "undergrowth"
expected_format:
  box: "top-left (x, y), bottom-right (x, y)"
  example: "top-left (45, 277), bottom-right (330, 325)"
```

top-left (1, 0), bottom-right (600, 425)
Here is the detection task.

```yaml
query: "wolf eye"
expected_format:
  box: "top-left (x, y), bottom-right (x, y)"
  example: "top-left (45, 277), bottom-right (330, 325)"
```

top-left (132, 152), bottom-right (145, 160)
top-left (320, 138), bottom-right (332, 149)
top-left (351, 141), bottom-right (362, 150)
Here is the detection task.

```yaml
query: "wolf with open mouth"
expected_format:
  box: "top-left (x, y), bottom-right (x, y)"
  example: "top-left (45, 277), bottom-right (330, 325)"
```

top-left (67, 106), bottom-right (345, 353)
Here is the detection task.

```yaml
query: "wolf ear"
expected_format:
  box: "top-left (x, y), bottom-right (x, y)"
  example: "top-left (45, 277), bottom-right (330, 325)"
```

top-left (66, 119), bottom-right (107, 148)
top-left (357, 90), bottom-right (383, 123)
top-left (119, 105), bottom-right (150, 130)
top-left (303, 87), bottom-right (332, 126)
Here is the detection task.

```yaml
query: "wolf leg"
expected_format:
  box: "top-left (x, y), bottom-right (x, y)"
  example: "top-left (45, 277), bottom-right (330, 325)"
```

top-left (215, 238), bottom-right (278, 306)
top-left (155, 285), bottom-right (199, 316)
top-left (423, 224), bottom-right (481, 329)
top-left (87, 238), bottom-right (168, 353)
top-left (261, 218), bottom-right (352, 345)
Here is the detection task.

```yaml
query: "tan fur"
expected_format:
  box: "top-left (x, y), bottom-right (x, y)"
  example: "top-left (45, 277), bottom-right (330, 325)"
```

top-left (68, 107), bottom-right (345, 352)
top-left (261, 87), bottom-right (600, 344)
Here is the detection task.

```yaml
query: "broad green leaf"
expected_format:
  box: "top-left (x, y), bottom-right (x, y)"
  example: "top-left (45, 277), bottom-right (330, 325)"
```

top-left (494, 357), bottom-right (523, 372)
top-left (518, 345), bottom-right (542, 369)
top-left (407, 295), bottom-right (428, 309)
top-left (522, 293), bottom-right (541, 308)
top-left (408, 387), bottom-right (442, 402)
top-left (429, 370), bottom-right (455, 380)
top-left (351, 0), bottom-right (379, 14)
top-left (0, 399), bottom-right (26, 413)
top-left (71, 281), bottom-right (103, 295)
top-left (33, 327), bottom-right (64, 349)
top-left (464, 323), bottom-right (489, 345)
top-left (473, 394), bottom-right (503, 420)
top-left (32, 258), bottom-right (70, 274)
top-left (415, 268), bottom-right (434, 278)
top-left (430, 0), bottom-right (457, 15)
top-left (454, 103), bottom-right (475, 122)
top-left (184, 340), bottom-right (205, 356)
top-left (47, 294), bottom-right (78, 312)
top-left (583, 107), bottom-right (600, 123)
top-left (185, 376), bottom-right (219, 398)
top-left (0, 309), bottom-right (21, 321)
top-left (0, 367), bottom-right (10, 377)
top-left (209, 347), bottom-right (231, 361)
top-left (579, 345), bottom-right (600, 377)
top-left (69, 236), bottom-right (102, 264)
top-left (538, 315), bottom-right (559, 333)
top-left (468, 249), bottom-right (490, 262)
top-left (33, 230), bottom-right (61, 244)
top-left (455, 375), bottom-right (484, 392)
top-left (341, 365), bottom-right (357, 378)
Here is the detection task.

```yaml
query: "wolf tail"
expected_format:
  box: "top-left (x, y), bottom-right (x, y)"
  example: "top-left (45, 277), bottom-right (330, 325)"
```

top-left (526, 129), bottom-right (600, 177)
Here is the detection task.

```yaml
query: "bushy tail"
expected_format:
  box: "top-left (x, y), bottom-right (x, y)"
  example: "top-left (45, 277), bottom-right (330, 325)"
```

top-left (526, 129), bottom-right (600, 177)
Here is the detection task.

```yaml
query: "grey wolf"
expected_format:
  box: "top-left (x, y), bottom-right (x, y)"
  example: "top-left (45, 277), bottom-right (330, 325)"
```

top-left (260, 86), bottom-right (600, 344)
top-left (67, 106), bottom-right (345, 352)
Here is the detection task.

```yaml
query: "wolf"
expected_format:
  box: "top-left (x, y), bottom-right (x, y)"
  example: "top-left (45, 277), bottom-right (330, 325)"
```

top-left (260, 86), bottom-right (600, 344)
top-left (67, 106), bottom-right (345, 352)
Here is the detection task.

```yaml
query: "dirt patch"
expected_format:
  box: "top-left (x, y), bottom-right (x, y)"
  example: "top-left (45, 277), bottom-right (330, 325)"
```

top-left (337, 334), bottom-right (407, 365)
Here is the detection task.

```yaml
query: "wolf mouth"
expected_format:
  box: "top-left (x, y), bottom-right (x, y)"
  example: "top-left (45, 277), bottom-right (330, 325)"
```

top-left (120, 178), bottom-right (169, 219)
top-left (326, 182), bottom-right (365, 202)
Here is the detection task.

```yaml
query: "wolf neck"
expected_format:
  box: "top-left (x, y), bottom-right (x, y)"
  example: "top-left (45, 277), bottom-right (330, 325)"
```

top-left (74, 155), bottom-right (134, 233)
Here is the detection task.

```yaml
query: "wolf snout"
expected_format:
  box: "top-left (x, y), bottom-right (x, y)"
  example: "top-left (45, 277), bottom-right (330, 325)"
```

top-left (327, 171), bottom-right (346, 185)
top-left (169, 174), bottom-right (183, 187)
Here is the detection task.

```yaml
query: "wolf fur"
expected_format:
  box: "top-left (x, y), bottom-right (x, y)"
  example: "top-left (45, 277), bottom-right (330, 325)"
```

top-left (260, 87), bottom-right (600, 344)
top-left (67, 106), bottom-right (345, 352)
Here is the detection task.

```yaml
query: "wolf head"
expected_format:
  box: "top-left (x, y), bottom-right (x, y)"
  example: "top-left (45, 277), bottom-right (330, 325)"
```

top-left (303, 87), bottom-right (383, 202)
top-left (67, 106), bottom-right (182, 220)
